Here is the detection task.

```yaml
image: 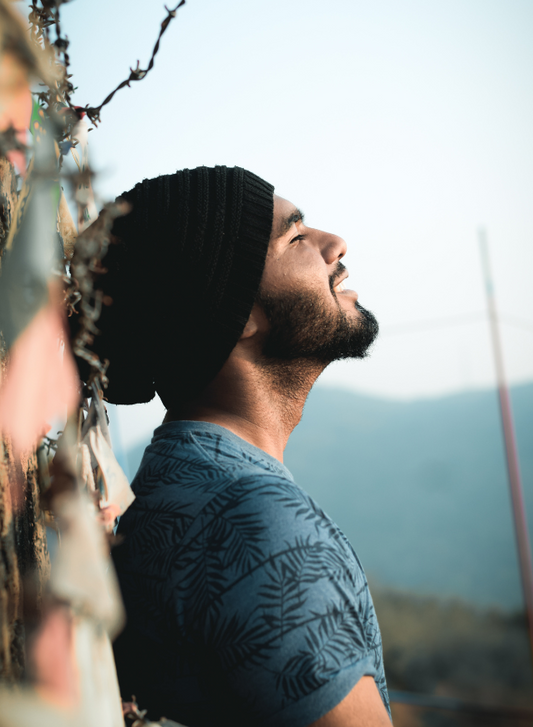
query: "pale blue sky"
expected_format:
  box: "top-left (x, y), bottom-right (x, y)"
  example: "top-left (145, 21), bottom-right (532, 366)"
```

top-left (35, 0), bottom-right (533, 440)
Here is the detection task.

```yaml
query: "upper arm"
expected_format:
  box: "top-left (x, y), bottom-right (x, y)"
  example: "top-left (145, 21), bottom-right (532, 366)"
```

top-left (308, 676), bottom-right (392, 727)
top-left (193, 477), bottom-right (391, 724)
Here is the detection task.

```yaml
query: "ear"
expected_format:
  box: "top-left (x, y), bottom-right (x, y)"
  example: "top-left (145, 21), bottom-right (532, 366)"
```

top-left (239, 303), bottom-right (262, 340)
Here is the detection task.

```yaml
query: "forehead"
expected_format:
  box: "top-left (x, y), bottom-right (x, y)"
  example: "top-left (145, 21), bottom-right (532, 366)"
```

top-left (270, 194), bottom-right (304, 241)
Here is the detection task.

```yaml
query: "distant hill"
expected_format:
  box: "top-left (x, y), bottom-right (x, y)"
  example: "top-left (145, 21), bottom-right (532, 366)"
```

top-left (124, 383), bottom-right (533, 610)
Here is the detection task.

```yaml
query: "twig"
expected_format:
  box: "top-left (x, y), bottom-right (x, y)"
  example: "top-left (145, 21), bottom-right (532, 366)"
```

top-left (68, 202), bottom-right (130, 390)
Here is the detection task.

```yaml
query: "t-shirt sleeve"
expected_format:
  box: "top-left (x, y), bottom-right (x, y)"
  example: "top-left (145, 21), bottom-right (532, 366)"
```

top-left (177, 473), bottom-right (386, 727)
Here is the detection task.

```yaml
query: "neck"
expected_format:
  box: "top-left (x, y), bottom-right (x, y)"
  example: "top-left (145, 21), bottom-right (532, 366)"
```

top-left (165, 358), bottom-right (325, 462)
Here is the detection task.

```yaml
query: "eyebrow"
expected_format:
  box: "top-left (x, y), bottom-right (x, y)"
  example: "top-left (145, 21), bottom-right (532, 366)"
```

top-left (276, 208), bottom-right (305, 238)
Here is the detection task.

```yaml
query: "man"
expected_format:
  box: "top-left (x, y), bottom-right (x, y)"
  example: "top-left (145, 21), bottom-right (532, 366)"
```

top-left (96, 166), bottom-right (390, 726)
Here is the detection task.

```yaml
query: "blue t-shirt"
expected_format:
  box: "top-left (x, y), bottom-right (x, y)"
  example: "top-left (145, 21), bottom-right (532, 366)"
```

top-left (113, 421), bottom-right (390, 727)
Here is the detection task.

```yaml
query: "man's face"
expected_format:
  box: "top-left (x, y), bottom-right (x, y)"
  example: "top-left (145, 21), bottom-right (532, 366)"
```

top-left (256, 194), bottom-right (378, 363)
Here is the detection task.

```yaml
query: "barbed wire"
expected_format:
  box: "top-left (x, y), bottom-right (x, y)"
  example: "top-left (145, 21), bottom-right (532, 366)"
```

top-left (28, 0), bottom-right (186, 135)
top-left (21, 1), bottom-right (186, 391)
top-left (82, 1), bottom-right (186, 126)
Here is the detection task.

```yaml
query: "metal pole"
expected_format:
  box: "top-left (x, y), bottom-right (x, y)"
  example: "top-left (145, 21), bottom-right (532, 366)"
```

top-left (479, 229), bottom-right (533, 666)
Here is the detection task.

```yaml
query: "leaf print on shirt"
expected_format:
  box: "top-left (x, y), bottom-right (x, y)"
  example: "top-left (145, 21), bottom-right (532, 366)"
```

top-left (276, 601), bottom-right (368, 703)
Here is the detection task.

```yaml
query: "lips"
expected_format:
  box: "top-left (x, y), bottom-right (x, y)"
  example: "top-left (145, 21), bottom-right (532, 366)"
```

top-left (332, 273), bottom-right (358, 302)
top-left (333, 272), bottom-right (348, 293)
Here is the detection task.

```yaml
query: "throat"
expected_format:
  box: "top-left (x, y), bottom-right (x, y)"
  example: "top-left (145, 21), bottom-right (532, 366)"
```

top-left (257, 356), bottom-right (325, 428)
top-left (261, 356), bottom-right (324, 402)
top-left (165, 359), bottom-right (323, 462)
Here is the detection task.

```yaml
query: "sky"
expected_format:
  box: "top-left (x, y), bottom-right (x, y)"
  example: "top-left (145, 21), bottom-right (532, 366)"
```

top-left (26, 0), bottom-right (533, 445)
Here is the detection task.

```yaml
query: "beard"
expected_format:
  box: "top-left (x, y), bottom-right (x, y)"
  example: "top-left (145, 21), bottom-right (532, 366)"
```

top-left (256, 275), bottom-right (379, 366)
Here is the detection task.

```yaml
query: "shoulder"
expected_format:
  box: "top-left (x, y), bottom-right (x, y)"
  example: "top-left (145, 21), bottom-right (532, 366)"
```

top-left (190, 469), bottom-right (371, 616)
top-left (198, 469), bottom-right (347, 550)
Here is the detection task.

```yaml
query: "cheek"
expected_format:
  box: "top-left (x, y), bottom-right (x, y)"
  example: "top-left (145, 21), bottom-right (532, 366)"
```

top-left (262, 257), bottom-right (329, 297)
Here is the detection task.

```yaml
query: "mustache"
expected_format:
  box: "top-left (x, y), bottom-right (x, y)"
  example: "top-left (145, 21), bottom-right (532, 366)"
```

top-left (329, 261), bottom-right (347, 293)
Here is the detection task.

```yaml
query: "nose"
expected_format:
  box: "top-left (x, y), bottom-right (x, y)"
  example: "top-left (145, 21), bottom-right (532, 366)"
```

top-left (318, 229), bottom-right (347, 264)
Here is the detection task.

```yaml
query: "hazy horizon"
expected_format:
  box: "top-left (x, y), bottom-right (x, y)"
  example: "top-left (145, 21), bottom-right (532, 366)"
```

top-left (107, 377), bottom-right (533, 454)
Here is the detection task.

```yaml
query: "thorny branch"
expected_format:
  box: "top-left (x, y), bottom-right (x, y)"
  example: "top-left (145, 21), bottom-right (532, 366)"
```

top-left (28, 1), bottom-right (77, 136)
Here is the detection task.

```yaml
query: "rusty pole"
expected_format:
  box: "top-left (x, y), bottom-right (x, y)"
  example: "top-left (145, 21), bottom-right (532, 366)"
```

top-left (479, 229), bottom-right (533, 667)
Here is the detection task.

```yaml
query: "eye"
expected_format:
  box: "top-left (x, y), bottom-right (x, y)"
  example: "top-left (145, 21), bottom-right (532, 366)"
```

top-left (289, 234), bottom-right (305, 245)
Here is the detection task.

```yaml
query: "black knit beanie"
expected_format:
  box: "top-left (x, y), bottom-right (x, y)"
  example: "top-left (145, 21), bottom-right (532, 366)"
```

top-left (83, 166), bottom-right (274, 408)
